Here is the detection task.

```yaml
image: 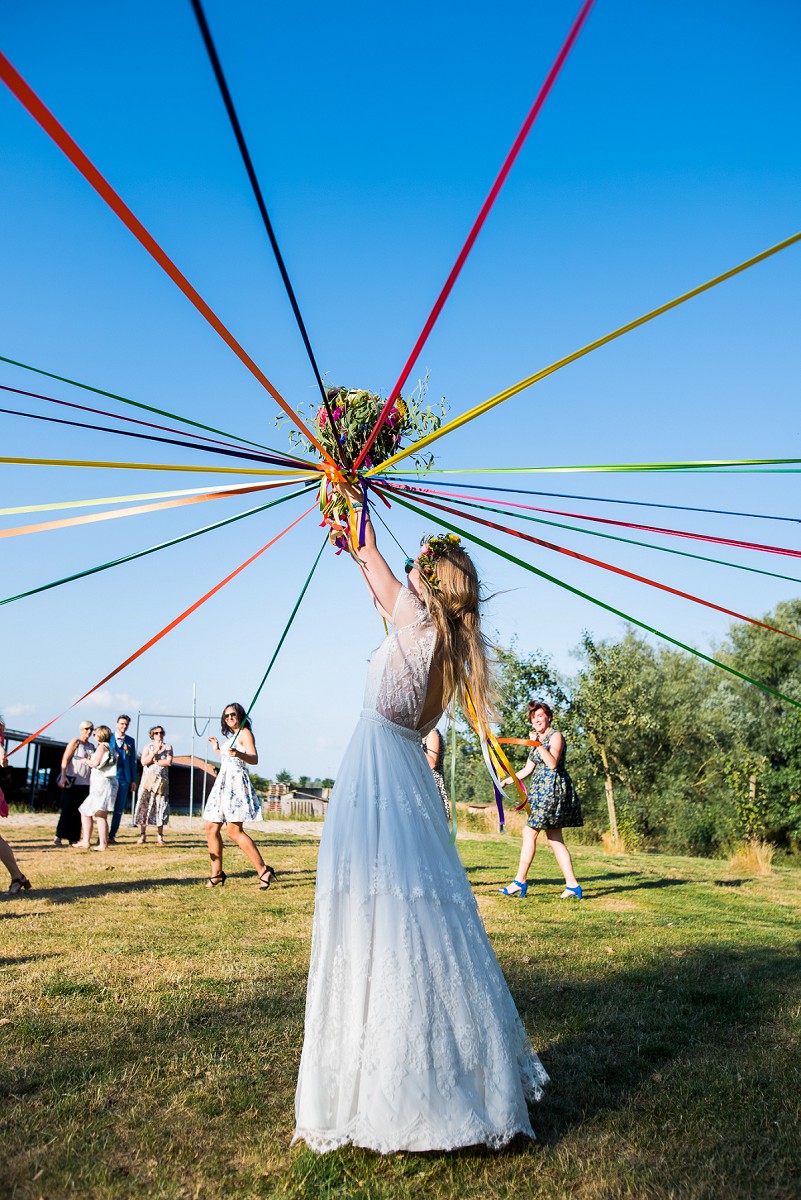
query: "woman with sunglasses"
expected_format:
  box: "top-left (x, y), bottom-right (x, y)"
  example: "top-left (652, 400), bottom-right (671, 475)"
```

top-left (135, 726), bottom-right (173, 845)
top-left (294, 483), bottom-right (547, 1154)
top-left (202, 703), bottom-right (275, 890)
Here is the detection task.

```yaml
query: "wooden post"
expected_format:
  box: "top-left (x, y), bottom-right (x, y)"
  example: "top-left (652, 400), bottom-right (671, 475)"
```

top-left (599, 744), bottom-right (619, 844)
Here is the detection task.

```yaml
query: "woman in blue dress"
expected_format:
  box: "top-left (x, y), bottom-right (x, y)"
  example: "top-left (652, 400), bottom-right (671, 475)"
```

top-left (203, 703), bottom-right (275, 890)
top-left (499, 700), bottom-right (583, 900)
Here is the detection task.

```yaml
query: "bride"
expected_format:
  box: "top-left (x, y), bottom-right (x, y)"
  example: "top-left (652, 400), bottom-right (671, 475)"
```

top-left (294, 484), bottom-right (548, 1153)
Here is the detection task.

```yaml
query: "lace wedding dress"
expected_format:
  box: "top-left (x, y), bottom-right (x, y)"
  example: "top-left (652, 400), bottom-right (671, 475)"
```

top-left (294, 587), bottom-right (548, 1153)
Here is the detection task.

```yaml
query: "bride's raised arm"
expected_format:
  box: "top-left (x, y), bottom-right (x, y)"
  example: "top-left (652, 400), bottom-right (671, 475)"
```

top-left (337, 481), bottom-right (403, 621)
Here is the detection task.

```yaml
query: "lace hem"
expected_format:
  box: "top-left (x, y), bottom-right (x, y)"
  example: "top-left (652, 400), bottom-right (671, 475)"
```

top-left (292, 1109), bottom-right (538, 1155)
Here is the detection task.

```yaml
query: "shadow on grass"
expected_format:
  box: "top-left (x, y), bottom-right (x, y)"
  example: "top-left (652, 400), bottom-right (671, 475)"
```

top-left (525, 944), bottom-right (801, 1147)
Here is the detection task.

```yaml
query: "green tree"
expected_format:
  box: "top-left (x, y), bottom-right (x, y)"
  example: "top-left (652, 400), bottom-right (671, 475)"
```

top-left (275, 768), bottom-right (293, 785)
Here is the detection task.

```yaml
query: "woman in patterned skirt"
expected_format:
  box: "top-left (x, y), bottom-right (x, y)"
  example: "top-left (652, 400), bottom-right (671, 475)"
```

top-left (202, 703), bottom-right (275, 890)
top-left (135, 726), bottom-right (173, 845)
top-left (499, 700), bottom-right (583, 900)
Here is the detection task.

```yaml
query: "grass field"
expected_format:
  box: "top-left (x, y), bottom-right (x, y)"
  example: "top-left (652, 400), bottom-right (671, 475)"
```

top-left (1, 822), bottom-right (800, 1200)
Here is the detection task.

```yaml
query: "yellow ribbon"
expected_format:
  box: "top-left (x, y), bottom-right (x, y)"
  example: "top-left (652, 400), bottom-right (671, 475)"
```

top-left (368, 228), bottom-right (801, 476)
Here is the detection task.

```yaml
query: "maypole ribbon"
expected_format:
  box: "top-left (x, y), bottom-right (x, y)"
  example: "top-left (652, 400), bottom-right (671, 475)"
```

top-left (0, 479), bottom-right (295, 518)
top-left (0, 478), bottom-right (296, 540)
top-left (389, 480), bottom-right (801, 562)
top-left (382, 455), bottom-right (801, 475)
top-left (0, 381), bottom-right (310, 466)
top-left (0, 51), bottom-right (331, 463)
top-left (0, 353), bottom-right (291, 456)
top-left (369, 227), bottom-right (801, 475)
top-left (386, 485), bottom-right (801, 644)
top-left (460, 685), bottom-right (528, 830)
top-left (354, 0), bottom-right (595, 471)
top-left (385, 490), bottom-right (801, 713)
top-left (0, 398), bottom-right (303, 470)
top-left (8, 503), bottom-right (316, 757)
top-left (400, 484), bottom-right (801, 590)
top-left (1, 484), bottom-right (315, 607)
top-left (387, 476), bottom-right (801, 527)
top-left (0, 455), bottom-right (316, 478)
top-left (189, 0), bottom-right (343, 458)
top-left (234, 538), bottom-right (328, 744)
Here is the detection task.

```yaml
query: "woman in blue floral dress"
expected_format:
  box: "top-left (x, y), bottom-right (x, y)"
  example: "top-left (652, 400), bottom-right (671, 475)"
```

top-left (498, 700), bottom-right (583, 900)
top-left (202, 702), bottom-right (275, 890)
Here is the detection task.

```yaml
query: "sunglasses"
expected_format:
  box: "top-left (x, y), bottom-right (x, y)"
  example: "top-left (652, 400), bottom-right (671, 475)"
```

top-left (81, 726), bottom-right (94, 732)
top-left (152, 729), bottom-right (165, 736)
top-left (224, 711), bottom-right (238, 720)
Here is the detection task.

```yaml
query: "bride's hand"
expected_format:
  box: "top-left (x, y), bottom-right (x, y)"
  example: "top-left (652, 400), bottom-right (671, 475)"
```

top-left (335, 479), bottom-right (362, 507)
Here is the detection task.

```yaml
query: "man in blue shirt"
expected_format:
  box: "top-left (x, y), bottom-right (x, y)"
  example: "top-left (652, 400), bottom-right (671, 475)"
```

top-left (109, 714), bottom-right (137, 843)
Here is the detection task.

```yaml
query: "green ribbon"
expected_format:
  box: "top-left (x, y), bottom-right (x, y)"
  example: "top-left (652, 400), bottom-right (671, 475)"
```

top-left (403, 489), bottom-right (801, 589)
top-left (0, 484), bottom-right (315, 606)
top-left (390, 492), bottom-right (801, 712)
top-left (0, 352), bottom-right (281, 454)
top-left (242, 537), bottom-right (327, 722)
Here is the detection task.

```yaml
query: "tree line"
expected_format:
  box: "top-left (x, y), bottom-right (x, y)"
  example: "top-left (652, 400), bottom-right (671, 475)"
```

top-left (452, 600), bottom-right (801, 856)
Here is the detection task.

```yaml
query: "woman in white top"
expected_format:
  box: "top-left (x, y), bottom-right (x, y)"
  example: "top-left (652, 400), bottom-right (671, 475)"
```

top-left (294, 483), bottom-right (548, 1154)
top-left (202, 703), bottom-right (275, 890)
top-left (76, 726), bottom-right (118, 851)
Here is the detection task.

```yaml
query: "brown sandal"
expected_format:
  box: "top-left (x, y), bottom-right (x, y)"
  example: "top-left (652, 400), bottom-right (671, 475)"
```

top-left (8, 875), bottom-right (31, 895)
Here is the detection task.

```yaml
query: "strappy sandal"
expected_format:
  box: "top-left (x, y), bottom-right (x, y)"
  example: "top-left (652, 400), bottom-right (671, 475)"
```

top-left (498, 879), bottom-right (528, 898)
top-left (258, 866), bottom-right (277, 890)
top-left (8, 875), bottom-right (31, 895)
top-left (205, 871), bottom-right (226, 888)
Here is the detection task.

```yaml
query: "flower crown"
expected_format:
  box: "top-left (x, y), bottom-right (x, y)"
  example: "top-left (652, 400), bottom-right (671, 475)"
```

top-left (417, 533), bottom-right (461, 592)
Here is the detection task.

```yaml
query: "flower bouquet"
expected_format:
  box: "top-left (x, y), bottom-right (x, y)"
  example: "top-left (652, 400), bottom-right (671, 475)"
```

top-left (284, 381), bottom-right (446, 549)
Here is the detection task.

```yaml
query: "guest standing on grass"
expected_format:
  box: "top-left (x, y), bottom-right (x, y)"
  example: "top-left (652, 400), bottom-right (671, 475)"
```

top-left (54, 720), bottom-right (95, 846)
top-left (0, 716), bottom-right (31, 895)
top-left (423, 725), bottom-right (451, 821)
top-left (135, 726), bottom-right (172, 844)
top-left (76, 726), bottom-right (118, 852)
top-left (109, 714), bottom-right (137, 844)
top-left (499, 700), bottom-right (583, 900)
top-left (202, 703), bottom-right (275, 890)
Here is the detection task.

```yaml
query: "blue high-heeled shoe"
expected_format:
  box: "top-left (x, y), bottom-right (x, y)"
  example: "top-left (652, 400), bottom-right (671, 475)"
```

top-left (560, 884), bottom-right (582, 900)
top-left (498, 879), bottom-right (528, 898)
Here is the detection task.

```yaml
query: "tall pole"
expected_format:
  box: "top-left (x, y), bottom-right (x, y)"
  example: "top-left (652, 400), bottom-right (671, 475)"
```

top-left (189, 682), bottom-right (196, 826)
top-left (201, 709), bottom-right (211, 811)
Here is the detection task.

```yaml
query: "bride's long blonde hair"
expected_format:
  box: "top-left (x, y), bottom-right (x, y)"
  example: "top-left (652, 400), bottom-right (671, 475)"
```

top-left (415, 538), bottom-right (497, 729)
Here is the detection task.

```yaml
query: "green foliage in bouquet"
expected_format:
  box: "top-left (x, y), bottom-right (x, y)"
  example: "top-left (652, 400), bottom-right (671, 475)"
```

top-left (283, 378), bottom-right (446, 475)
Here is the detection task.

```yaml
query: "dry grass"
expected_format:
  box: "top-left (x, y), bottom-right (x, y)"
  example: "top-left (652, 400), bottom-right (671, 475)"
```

top-left (729, 837), bottom-right (776, 875)
top-left (601, 830), bottom-right (626, 855)
top-left (1, 822), bottom-right (800, 1200)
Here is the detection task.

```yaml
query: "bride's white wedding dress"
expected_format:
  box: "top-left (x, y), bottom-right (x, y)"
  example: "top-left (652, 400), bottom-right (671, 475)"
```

top-left (294, 587), bottom-right (548, 1153)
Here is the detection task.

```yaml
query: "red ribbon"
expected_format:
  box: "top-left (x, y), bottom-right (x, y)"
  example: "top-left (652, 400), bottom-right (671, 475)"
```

top-left (382, 484), bottom-right (801, 644)
top-left (8, 505), bottom-right (315, 757)
top-left (353, 0), bottom-right (596, 471)
top-left (0, 50), bottom-right (331, 465)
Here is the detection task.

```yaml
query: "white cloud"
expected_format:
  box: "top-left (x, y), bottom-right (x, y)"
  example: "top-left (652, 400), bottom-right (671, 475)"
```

top-left (2, 702), bottom-right (36, 718)
top-left (84, 689), bottom-right (142, 710)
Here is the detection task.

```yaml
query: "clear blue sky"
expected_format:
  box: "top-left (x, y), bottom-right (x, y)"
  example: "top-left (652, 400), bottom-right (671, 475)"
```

top-left (1, 0), bottom-right (799, 774)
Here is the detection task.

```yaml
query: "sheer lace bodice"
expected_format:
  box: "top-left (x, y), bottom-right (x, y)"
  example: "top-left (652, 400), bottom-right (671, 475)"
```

top-left (362, 586), bottom-right (439, 736)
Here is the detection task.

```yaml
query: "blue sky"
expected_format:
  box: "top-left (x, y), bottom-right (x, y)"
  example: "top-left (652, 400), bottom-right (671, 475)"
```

top-left (1, 0), bottom-right (799, 774)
